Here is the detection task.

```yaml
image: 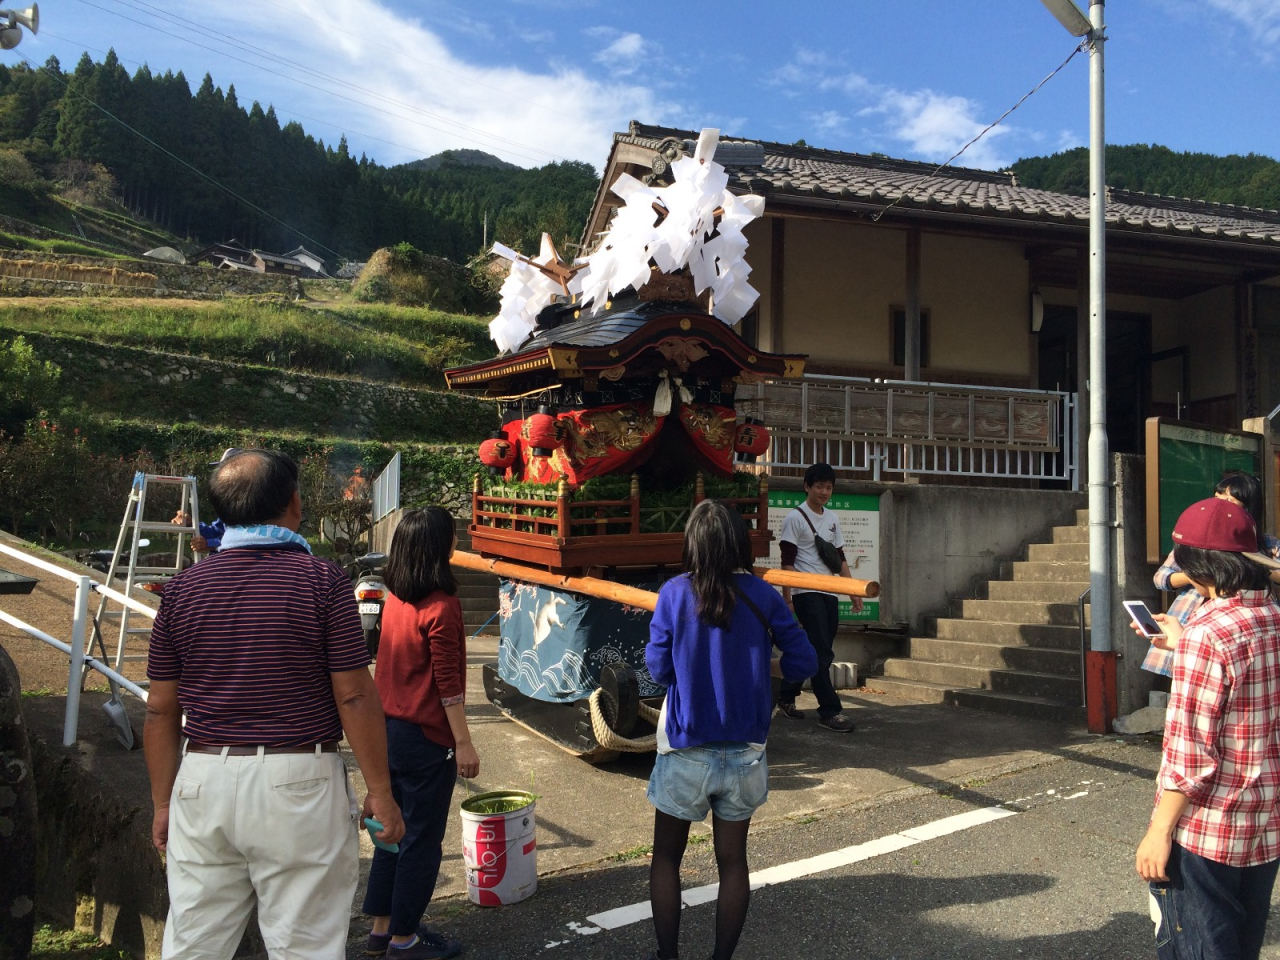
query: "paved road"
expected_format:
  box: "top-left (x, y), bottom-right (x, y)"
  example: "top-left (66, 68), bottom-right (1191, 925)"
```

top-left (345, 738), bottom-right (1280, 960)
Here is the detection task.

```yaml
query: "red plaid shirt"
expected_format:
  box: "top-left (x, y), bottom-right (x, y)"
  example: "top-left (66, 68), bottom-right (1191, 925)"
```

top-left (1156, 589), bottom-right (1280, 867)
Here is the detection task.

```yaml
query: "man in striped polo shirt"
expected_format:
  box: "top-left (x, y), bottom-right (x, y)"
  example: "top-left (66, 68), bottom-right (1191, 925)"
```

top-left (144, 449), bottom-right (405, 960)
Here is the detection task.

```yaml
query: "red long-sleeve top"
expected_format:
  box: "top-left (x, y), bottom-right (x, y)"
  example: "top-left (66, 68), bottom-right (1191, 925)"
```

top-left (373, 590), bottom-right (466, 749)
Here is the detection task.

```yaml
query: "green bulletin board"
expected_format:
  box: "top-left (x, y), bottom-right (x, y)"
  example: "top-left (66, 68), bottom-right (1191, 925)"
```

top-left (762, 491), bottom-right (881, 621)
top-left (1145, 418), bottom-right (1263, 563)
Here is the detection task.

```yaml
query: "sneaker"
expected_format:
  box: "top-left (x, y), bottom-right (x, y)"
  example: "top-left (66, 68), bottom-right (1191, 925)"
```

top-left (387, 930), bottom-right (463, 959)
top-left (817, 714), bottom-right (855, 733)
top-left (777, 702), bottom-right (805, 720)
top-left (367, 925), bottom-right (438, 957)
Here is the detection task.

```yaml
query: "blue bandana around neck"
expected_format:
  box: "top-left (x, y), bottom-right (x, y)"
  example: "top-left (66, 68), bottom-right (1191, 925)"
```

top-left (218, 524), bottom-right (313, 553)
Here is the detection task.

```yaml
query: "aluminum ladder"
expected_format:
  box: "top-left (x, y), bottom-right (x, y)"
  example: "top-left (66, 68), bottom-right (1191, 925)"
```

top-left (91, 471), bottom-right (203, 678)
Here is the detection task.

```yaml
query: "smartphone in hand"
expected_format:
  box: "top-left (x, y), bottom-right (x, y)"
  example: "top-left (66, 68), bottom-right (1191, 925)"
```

top-left (1124, 600), bottom-right (1165, 638)
top-left (364, 817), bottom-right (400, 853)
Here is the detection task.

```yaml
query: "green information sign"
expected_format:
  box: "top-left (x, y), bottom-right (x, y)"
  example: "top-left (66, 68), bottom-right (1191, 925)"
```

top-left (762, 491), bottom-right (881, 621)
top-left (1145, 419), bottom-right (1263, 563)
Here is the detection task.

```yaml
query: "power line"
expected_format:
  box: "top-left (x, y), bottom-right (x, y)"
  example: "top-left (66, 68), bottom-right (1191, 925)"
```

top-left (115, 0), bottom-right (568, 163)
top-left (35, 30), bottom-right (562, 180)
top-left (251, 0), bottom-right (583, 124)
top-left (872, 40), bottom-right (1086, 222)
top-left (68, 0), bottom-right (564, 166)
top-left (13, 48), bottom-right (345, 258)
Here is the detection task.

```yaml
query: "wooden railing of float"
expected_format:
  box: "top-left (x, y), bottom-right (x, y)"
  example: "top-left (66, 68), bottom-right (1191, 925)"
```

top-left (471, 473), bottom-right (771, 542)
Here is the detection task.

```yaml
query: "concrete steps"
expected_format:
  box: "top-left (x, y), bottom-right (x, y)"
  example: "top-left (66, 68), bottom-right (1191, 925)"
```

top-left (456, 522), bottom-right (498, 636)
top-left (866, 504), bottom-right (1089, 724)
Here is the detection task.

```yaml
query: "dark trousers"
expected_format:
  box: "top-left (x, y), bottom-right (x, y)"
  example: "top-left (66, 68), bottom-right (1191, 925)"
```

top-left (361, 718), bottom-right (458, 936)
top-left (779, 592), bottom-right (842, 719)
top-left (1151, 842), bottom-right (1280, 960)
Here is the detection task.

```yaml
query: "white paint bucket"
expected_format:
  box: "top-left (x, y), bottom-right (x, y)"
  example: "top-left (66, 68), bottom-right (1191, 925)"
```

top-left (460, 791), bottom-right (537, 906)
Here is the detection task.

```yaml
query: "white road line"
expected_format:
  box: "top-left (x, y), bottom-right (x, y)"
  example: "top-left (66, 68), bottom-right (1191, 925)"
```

top-left (580, 805), bottom-right (1018, 933)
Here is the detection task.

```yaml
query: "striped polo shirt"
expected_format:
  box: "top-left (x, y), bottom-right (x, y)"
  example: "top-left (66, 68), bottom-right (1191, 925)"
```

top-left (147, 543), bottom-right (369, 747)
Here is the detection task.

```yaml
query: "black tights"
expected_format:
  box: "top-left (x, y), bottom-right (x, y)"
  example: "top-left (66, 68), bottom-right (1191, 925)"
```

top-left (650, 810), bottom-right (752, 960)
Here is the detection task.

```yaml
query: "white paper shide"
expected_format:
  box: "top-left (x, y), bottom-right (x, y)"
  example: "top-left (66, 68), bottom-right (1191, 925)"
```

top-left (486, 128), bottom-right (765, 352)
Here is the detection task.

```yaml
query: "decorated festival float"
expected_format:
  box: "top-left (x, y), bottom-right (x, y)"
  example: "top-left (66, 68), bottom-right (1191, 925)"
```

top-left (444, 130), bottom-right (878, 762)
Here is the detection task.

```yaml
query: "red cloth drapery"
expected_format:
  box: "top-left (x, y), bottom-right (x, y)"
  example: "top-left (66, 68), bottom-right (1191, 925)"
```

top-left (499, 400), bottom-right (738, 486)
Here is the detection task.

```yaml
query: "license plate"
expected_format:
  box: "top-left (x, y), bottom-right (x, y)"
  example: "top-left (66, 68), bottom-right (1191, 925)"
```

top-left (359, 602), bottom-right (381, 615)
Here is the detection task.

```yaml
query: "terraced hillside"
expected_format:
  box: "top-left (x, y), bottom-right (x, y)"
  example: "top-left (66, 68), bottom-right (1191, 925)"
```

top-left (0, 294), bottom-right (499, 549)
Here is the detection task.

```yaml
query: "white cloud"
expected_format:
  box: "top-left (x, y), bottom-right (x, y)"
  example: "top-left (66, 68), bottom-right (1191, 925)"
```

top-left (769, 50), bottom-right (1019, 169)
top-left (170, 0), bottom-right (671, 170)
top-left (1204, 0), bottom-right (1280, 45)
top-left (809, 110), bottom-right (848, 133)
top-left (868, 88), bottom-right (1011, 169)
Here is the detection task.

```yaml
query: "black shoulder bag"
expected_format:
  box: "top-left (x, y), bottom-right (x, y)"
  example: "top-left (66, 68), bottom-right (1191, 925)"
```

top-left (734, 581), bottom-right (784, 709)
top-left (797, 508), bottom-right (844, 574)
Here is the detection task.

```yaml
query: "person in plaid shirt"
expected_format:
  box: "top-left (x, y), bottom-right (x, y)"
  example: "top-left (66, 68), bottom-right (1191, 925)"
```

top-left (1135, 497), bottom-right (1280, 959)
top-left (1142, 472), bottom-right (1280, 678)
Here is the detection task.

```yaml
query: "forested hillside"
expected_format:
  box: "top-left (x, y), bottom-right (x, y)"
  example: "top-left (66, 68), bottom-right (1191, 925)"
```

top-left (1013, 144), bottom-right (1280, 209)
top-left (0, 51), bottom-right (599, 261)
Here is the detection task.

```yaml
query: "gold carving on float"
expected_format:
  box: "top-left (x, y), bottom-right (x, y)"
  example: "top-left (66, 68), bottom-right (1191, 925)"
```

top-left (558, 406), bottom-right (659, 461)
top-left (783, 359), bottom-right (806, 378)
top-left (599, 364), bottom-right (627, 382)
top-left (655, 337), bottom-right (709, 372)
top-left (679, 318), bottom-right (692, 331)
top-left (680, 405), bottom-right (735, 450)
top-left (548, 349), bottom-right (581, 377)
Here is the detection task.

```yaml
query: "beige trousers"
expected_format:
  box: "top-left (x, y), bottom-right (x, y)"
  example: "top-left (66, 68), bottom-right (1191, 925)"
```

top-left (161, 748), bottom-right (359, 960)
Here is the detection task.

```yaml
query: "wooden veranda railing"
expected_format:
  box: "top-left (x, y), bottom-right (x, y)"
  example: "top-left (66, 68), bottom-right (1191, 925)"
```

top-left (740, 374), bottom-right (1078, 488)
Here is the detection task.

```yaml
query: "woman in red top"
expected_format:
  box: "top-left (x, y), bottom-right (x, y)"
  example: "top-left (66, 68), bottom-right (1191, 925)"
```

top-left (360, 507), bottom-right (479, 960)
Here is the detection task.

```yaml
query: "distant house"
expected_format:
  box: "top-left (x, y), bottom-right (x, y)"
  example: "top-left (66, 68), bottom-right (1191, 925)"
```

top-left (335, 260), bottom-right (365, 280)
top-left (250, 250), bottom-right (306, 276)
top-left (216, 257), bottom-right (261, 273)
top-left (285, 245), bottom-right (329, 277)
top-left (190, 239), bottom-right (252, 267)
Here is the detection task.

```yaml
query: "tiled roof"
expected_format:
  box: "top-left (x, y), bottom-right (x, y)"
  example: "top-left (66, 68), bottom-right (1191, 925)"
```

top-left (612, 122), bottom-right (1280, 247)
top-left (514, 308), bottom-right (649, 356)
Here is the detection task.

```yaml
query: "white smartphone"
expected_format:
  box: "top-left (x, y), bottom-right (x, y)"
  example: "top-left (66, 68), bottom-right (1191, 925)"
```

top-left (1124, 600), bottom-right (1165, 638)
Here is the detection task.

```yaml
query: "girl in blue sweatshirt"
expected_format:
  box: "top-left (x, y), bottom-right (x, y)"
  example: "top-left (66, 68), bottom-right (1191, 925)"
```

top-left (645, 499), bottom-right (818, 960)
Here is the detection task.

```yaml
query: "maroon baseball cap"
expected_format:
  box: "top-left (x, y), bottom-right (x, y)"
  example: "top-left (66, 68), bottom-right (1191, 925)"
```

top-left (1171, 498), bottom-right (1280, 569)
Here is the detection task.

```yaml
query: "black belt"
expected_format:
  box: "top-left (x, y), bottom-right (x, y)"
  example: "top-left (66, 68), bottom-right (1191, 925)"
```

top-left (185, 740), bottom-right (340, 756)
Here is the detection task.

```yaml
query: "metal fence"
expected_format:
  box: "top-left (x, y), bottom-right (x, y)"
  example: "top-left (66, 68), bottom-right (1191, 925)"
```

top-left (0, 541), bottom-right (152, 746)
top-left (372, 452), bottom-right (401, 523)
top-left (741, 375), bottom-right (1078, 488)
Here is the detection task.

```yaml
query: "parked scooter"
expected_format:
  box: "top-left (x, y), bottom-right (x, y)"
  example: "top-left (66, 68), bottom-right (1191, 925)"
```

top-left (350, 552), bottom-right (387, 659)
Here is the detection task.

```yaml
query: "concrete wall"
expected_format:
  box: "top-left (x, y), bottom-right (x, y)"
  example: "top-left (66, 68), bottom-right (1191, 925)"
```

top-left (767, 476), bottom-right (1087, 638)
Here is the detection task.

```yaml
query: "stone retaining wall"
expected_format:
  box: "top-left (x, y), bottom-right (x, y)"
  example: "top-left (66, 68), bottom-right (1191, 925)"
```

top-left (0, 252), bottom-right (299, 299)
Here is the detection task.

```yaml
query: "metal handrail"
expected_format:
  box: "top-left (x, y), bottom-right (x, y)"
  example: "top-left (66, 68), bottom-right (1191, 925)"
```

top-left (0, 540), bottom-right (155, 745)
top-left (1078, 586), bottom-right (1091, 708)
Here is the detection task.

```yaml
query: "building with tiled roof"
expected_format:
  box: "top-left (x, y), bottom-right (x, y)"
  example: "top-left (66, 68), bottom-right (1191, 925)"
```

top-left (584, 122), bottom-right (1280, 453)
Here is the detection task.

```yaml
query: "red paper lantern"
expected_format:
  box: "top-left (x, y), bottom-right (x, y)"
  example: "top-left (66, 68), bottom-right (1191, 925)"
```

top-left (522, 413), bottom-right (560, 455)
top-left (479, 436), bottom-right (516, 471)
top-left (733, 421), bottom-right (770, 458)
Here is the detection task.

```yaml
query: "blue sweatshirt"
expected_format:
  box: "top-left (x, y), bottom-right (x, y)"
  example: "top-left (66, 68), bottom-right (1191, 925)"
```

top-left (646, 573), bottom-right (819, 750)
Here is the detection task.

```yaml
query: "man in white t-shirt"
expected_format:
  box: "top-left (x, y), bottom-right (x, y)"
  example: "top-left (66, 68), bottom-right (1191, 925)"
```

top-left (777, 463), bottom-right (862, 733)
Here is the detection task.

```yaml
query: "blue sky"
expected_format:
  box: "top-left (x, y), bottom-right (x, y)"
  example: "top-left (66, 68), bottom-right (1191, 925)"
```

top-left (7, 0), bottom-right (1280, 172)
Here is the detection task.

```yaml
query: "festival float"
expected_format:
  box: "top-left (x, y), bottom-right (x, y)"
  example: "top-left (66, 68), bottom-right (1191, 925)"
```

top-left (444, 129), bottom-right (878, 761)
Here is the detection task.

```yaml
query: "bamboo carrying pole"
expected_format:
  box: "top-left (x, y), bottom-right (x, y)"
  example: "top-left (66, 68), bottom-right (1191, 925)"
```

top-left (449, 551), bottom-right (880, 613)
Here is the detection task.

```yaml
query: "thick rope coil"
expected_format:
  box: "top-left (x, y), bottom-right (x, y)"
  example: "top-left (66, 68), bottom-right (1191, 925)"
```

top-left (588, 688), bottom-right (661, 753)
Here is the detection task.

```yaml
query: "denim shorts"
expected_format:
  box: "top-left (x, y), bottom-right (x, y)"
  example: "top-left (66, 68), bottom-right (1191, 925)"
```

top-left (647, 742), bottom-right (768, 822)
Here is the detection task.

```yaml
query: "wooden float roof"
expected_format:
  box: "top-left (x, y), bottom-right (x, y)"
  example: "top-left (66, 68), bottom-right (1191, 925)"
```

top-left (444, 300), bottom-right (805, 395)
